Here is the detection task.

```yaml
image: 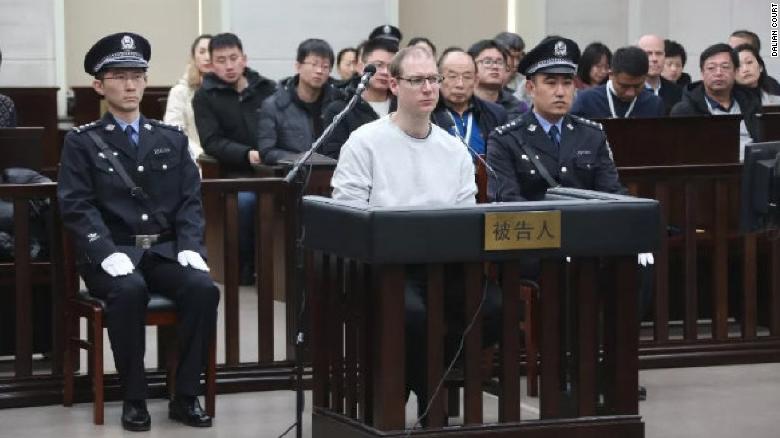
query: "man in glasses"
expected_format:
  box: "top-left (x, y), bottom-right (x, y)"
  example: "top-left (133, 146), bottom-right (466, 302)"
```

top-left (671, 43), bottom-right (760, 150)
top-left (58, 32), bottom-right (218, 431)
top-left (469, 39), bottom-right (527, 118)
top-left (257, 38), bottom-right (339, 164)
top-left (332, 46), bottom-right (500, 421)
top-left (322, 37), bottom-right (399, 158)
top-left (431, 47), bottom-right (508, 156)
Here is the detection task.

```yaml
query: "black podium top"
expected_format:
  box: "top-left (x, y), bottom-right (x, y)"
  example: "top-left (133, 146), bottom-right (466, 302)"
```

top-left (302, 188), bottom-right (660, 263)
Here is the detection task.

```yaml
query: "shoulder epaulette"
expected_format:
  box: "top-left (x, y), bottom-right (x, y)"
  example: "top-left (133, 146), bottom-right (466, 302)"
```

top-left (71, 120), bottom-right (102, 133)
top-left (493, 116), bottom-right (525, 136)
top-left (149, 119), bottom-right (183, 132)
top-left (570, 115), bottom-right (603, 130)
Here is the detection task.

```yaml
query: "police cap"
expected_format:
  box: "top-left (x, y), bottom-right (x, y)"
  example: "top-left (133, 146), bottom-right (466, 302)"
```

top-left (368, 25), bottom-right (402, 43)
top-left (517, 36), bottom-right (580, 76)
top-left (84, 32), bottom-right (151, 76)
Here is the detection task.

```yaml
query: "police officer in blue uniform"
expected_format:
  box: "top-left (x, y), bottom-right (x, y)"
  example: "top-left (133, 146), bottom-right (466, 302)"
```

top-left (487, 37), bottom-right (625, 201)
top-left (57, 32), bottom-right (218, 431)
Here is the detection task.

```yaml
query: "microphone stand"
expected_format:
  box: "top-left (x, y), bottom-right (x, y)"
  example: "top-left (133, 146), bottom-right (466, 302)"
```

top-left (283, 71), bottom-right (373, 438)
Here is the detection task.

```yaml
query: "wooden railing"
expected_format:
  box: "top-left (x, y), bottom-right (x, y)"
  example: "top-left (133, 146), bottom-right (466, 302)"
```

top-left (621, 164), bottom-right (780, 367)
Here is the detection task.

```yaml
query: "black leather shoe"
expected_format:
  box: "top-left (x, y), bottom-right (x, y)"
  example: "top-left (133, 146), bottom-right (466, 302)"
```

top-left (122, 400), bottom-right (151, 432)
top-left (169, 395), bottom-right (212, 427)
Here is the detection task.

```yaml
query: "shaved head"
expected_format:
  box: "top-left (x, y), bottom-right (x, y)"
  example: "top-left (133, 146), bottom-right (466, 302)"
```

top-left (637, 34), bottom-right (665, 79)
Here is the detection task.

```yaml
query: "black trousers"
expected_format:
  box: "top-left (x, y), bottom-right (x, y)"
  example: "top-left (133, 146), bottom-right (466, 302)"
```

top-left (404, 264), bottom-right (503, 408)
top-left (81, 252), bottom-right (220, 401)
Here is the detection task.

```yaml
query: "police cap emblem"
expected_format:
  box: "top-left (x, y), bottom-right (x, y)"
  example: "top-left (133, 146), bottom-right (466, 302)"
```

top-left (121, 35), bottom-right (135, 50)
top-left (554, 40), bottom-right (567, 57)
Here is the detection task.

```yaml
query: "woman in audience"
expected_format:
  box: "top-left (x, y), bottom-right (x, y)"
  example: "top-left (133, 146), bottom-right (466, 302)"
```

top-left (735, 44), bottom-right (780, 105)
top-left (336, 47), bottom-right (358, 80)
top-left (662, 39), bottom-right (691, 86)
top-left (164, 34), bottom-right (212, 162)
top-left (575, 42), bottom-right (611, 90)
top-left (0, 46), bottom-right (17, 128)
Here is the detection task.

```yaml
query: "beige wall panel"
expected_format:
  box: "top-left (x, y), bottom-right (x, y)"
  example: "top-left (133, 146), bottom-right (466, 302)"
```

top-left (65, 0), bottom-right (199, 86)
top-left (399, 0), bottom-right (507, 54)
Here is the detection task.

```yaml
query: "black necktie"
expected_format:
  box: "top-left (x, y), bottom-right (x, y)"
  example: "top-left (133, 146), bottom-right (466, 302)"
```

top-left (124, 125), bottom-right (137, 146)
top-left (548, 125), bottom-right (560, 147)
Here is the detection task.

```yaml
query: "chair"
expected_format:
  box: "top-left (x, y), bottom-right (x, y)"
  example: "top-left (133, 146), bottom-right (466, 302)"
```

top-left (61, 236), bottom-right (216, 425)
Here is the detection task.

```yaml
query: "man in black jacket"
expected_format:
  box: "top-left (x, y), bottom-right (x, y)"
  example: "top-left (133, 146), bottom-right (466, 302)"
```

top-left (257, 39), bottom-right (339, 164)
top-left (637, 34), bottom-right (682, 114)
top-left (192, 33), bottom-right (276, 284)
top-left (671, 43), bottom-right (761, 146)
top-left (321, 38), bottom-right (398, 158)
top-left (431, 47), bottom-right (507, 156)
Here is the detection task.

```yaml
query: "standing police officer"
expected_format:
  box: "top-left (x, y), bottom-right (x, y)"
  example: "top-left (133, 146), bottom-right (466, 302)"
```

top-left (58, 32), bottom-right (218, 431)
top-left (487, 37), bottom-right (625, 202)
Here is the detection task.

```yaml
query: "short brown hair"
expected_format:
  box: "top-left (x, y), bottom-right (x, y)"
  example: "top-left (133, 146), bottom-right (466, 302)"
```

top-left (388, 46), bottom-right (434, 78)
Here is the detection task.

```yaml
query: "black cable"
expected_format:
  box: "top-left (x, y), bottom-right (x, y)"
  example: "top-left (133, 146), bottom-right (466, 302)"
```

top-left (403, 279), bottom-right (489, 436)
top-left (276, 421), bottom-right (297, 438)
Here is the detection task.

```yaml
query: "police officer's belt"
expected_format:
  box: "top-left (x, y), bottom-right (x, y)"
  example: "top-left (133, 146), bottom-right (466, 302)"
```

top-left (86, 130), bottom-right (170, 230)
top-left (114, 232), bottom-right (174, 249)
top-left (519, 143), bottom-right (560, 189)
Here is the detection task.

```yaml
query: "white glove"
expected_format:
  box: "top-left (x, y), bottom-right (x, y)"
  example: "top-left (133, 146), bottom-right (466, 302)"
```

top-left (177, 250), bottom-right (210, 272)
top-left (637, 252), bottom-right (655, 266)
top-left (100, 252), bottom-right (135, 277)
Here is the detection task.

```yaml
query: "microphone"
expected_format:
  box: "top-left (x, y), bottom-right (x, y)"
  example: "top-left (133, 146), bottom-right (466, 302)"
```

top-left (355, 64), bottom-right (377, 93)
top-left (283, 65), bottom-right (376, 183)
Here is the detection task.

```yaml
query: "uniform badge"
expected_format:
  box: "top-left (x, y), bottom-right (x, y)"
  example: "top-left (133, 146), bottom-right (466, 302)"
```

top-left (105, 124), bottom-right (115, 131)
top-left (528, 124), bottom-right (537, 132)
top-left (383, 25), bottom-right (391, 34)
top-left (554, 41), bottom-right (567, 57)
top-left (87, 232), bottom-right (99, 242)
top-left (566, 123), bottom-right (574, 131)
top-left (121, 35), bottom-right (136, 50)
top-left (143, 123), bottom-right (152, 131)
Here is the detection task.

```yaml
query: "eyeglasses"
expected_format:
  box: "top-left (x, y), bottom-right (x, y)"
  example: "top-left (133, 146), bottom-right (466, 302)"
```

top-left (703, 63), bottom-right (734, 73)
top-left (476, 58), bottom-right (506, 68)
top-left (301, 61), bottom-right (332, 72)
top-left (398, 75), bottom-right (444, 87)
top-left (103, 72), bottom-right (146, 83)
top-left (444, 73), bottom-right (476, 83)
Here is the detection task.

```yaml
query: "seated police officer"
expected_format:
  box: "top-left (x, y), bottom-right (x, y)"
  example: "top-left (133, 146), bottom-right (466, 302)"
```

top-left (57, 33), bottom-right (219, 431)
top-left (487, 36), bottom-right (625, 202)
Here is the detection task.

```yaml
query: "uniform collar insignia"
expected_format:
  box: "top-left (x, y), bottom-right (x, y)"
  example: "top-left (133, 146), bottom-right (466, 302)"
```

top-left (105, 124), bottom-right (115, 131)
top-left (528, 124), bottom-right (537, 132)
top-left (143, 123), bottom-right (152, 131)
top-left (567, 123), bottom-right (574, 131)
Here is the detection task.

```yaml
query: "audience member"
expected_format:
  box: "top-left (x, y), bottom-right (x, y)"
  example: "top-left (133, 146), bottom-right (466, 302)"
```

top-left (469, 39), bottom-right (527, 118)
top-left (671, 43), bottom-right (761, 155)
top-left (728, 29), bottom-right (780, 93)
top-left (494, 31), bottom-right (528, 102)
top-left (431, 47), bottom-right (508, 156)
top-left (662, 39), bottom-right (691, 86)
top-left (407, 36), bottom-right (437, 57)
top-left (637, 34), bottom-right (682, 114)
top-left (735, 44), bottom-right (780, 104)
top-left (321, 38), bottom-right (398, 158)
top-left (335, 47), bottom-right (357, 80)
top-left (0, 46), bottom-right (17, 127)
top-left (575, 42), bottom-right (611, 89)
top-left (164, 34), bottom-right (212, 163)
top-left (257, 39), bottom-right (339, 164)
top-left (192, 32), bottom-right (276, 285)
top-left (571, 46), bottom-right (664, 119)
